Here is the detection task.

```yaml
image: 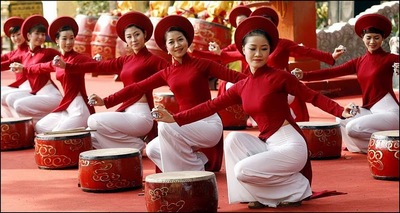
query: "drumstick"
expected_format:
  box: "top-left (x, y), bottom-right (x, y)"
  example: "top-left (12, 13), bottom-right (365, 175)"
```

top-left (43, 129), bottom-right (97, 135)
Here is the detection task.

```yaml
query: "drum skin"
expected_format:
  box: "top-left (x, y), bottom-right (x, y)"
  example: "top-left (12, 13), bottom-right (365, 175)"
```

top-left (78, 148), bottom-right (143, 192)
top-left (1, 117), bottom-right (34, 151)
top-left (74, 14), bottom-right (98, 57)
top-left (367, 130), bottom-right (399, 180)
top-left (188, 18), bottom-right (231, 51)
top-left (297, 122), bottom-right (342, 159)
top-left (34, 132), bottom-right (92, 169)
top-left (145, 171), bottom-right (218, 212)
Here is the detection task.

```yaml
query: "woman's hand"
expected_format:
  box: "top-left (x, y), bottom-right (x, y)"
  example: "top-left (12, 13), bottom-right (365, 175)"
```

top-left (151, 105), bottom-right (175, 123)
top-left (9, 62), bottom-right (24, 73)
top-left (332, 45), bottom-right (346, 60)
top-left (208, 41), bottom-right (221, 55)
top-left (52, 55), bottom-right (66, 68)
top-left (87, 94), bottom-right (104, 106)
top-left (342, 102), bottom-right (359, 118)
top-left (290, 68), bottom-right (303, 79)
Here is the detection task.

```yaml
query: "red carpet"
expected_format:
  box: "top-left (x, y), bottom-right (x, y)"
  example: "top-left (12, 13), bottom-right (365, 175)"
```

top-left (1, 72), bottom-right (399, 212)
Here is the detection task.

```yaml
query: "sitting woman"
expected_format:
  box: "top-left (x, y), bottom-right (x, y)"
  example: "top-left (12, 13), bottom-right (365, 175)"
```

top-left (152, 16), bottom-right (356, 209)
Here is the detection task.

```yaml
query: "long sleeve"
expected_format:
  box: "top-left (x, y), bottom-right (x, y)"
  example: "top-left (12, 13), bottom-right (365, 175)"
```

top-left (302, 58), bottom-right (358, 81)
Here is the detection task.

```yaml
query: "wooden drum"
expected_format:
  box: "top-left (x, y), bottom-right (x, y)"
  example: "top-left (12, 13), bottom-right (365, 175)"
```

top-left (34, 132), bottom-right (93, 169)
top-left (74, 14), bottom-right (98, 57)
top-left (1, 117), bottom-right (34, 151)
top-left (297, 121), bottom-right (342, 159)
top-left (153, 92), bottom-right (180, 114)
top-left (188, 18), bottom-right (231, 51)
top-left (145, 171), bottom-right (218, 212)
top-left (367, 130), bottom-right (399, 180)
top-left (78, 148), bottom-right (143, 192)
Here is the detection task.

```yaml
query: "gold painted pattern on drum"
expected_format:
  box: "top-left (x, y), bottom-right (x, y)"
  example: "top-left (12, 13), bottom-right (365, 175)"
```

top-left (79, 148), bottom-right (142, 191)
top-left (367, 130), bottom-right (399, 179)
top-left (1, 117), bottom-right (34, 150)
top-left (35, 132), bottom-right (92, 168)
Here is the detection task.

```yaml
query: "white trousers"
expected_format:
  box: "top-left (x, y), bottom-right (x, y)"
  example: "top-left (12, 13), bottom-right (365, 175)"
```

top-left (146, 113), bottom-right (223, 172)
top-left (224, 125), bottom-right (312, 207)
top-left (35, 94), bottom-right (90, 134)
top-left (5, 82), bottom-right (62, 125)
top-left (336, 93), bottom-right (399, 153)
top-left (87, 103), bottom-right (153, 151)
top-left (1, 81), bottom-right (31, 118)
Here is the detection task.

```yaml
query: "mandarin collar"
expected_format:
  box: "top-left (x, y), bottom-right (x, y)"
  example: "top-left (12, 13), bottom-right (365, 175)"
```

top-left (172, 53), bottom-right (191, 66)
top-left (250, 64), bottom-right (270, 78)
top-left (63, 50), bottom-right (76, 58)
top-left (135, 46), bottom-right (150, 56)
top-left (367, 47), bottom-right (385, 55)
top-left (29, 45), bottom-right (41, 53)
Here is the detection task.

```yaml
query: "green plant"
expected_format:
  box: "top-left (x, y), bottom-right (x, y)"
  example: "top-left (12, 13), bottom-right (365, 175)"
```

top-left (316, 1), bottom-right (329, 29)
top-left (75, 1), bottom-right (110, 17)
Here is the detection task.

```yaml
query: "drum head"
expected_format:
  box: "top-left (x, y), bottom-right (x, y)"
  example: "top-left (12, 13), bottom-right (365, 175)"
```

top-left (372, 130), bottom-right (399, 139)
top-left (1, 117), bottom-right (33, 123)
top-left (36, 132), bottom-right (90, 140)
top-left (153, 92), bottom-right (174, 97)
top-left (145, 171), bottom-right (215, 183)
top-left (80, 148), bottom-right (140, 160)
top-left (297, 121), bottom-right (340, 129)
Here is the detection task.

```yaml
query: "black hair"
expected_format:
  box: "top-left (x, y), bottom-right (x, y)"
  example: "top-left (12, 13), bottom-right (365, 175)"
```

top-left (125, 24), bottom-right (145, 34)
top-left (29, 24), bottom-right (46, 34)
top-left (164, 26), bottom-right (189, 42)
top-left (55, 25), bottom-right (76, 39)
top-left (362, 27), bottom-right (385, 37)
top-left (8, 26), bottom-right (21, 36)
top-left (242, 29), bottom-right (271, 47)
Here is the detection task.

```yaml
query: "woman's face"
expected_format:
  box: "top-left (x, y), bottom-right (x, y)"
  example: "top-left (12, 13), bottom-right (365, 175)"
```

top-left (124, 25), bottom-right (146, 53)
top-left (56, 30), bottom-right (75, 54)
top-left (27, 30), bottom-right (46, 47)
top-left (362, 32), bottom-right (383, 53)
top-left (10, 30), bottom-right (25, 46)
top-left (242, 35), bottom-right (270, 72)
top-left (236, 15), bottom-right (248, 27)
top-left (165, 31), bottom-right (188, 60)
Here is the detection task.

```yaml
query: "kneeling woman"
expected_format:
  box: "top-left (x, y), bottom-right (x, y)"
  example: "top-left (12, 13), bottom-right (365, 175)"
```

top-left (153, 16), bottom-right (355, 208)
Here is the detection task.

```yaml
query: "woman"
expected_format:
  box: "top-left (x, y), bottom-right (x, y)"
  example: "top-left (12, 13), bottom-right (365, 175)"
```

top-left (6, 14), bottom-right (62, 125)
top-left (1, 17), bottom-right (30, 118)
top-left (53, 12), bottom-right (169, 151)
top-left (88, 15), bottom-right (247, 172)
top-left (292, 14), bottom-right (399, 153)
top-left (250, 6), bottom-right (346, 123)
top-left (152, 16), bottom-right (355, 209)
top-left (12, 16), bottom-right (96, 133)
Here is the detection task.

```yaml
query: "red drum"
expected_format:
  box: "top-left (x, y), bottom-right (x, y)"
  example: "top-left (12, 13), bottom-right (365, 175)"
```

top-left (188, 18), bottom-right (231, 51)
top-left (297, 121), bottom-right (342, 159)
top-left (145, 171), bottom-right (218, 212)
top-left (367, 130), bottom-right (399, 180)
top-left (147, 17), bottom-right (171, 62)
top-left (153, 92), bottom-right (180, 114)
top-left (1, 117), bottom-right (34, 151)
top-left (218, 104), bottom-right (248, 130)
top-left (90, 14), bottom-right (119, 61)
top-left (34, 132), bottom-right (92, 169)
top-left (78, 148), bottom-right (143, 192)
top-left (74, 14), bottom-right (98, 57)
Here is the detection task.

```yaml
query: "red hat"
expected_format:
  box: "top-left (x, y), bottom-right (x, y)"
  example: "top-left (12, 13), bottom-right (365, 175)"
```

top-left (228, 5), bottom-right (251, 28)
top-left (48, 16), bottom-right (78, 42)
top-left (21, 15), bottom-right (49, 41)
top-left (154, 15), bottom-right (194, 52)
top-left (116, 11), bottom-right (153, 42)
top-left (4, 17), bottom-right (24, 37)
top-left (250, 7), bottom-right (279, 26)
top-left (355, 14), bottom-right (392, 39)
top-left (235, 16), bottom-right (279, 55)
